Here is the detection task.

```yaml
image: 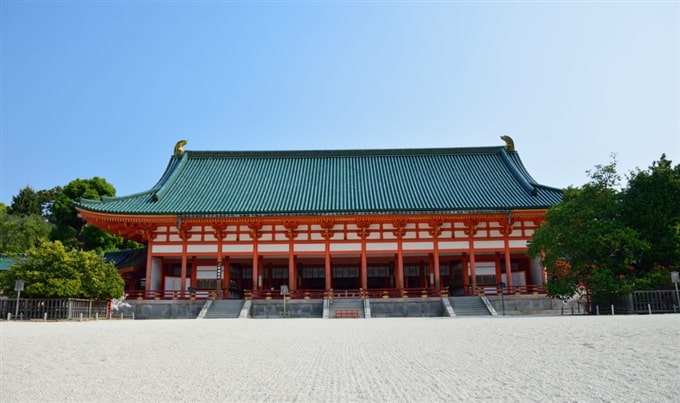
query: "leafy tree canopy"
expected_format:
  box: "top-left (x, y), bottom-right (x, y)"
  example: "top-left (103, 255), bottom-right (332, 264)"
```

top-left (528, 155), bottom-right (680, 305)
top-left (4, 179), bottom-right (141, 253)
top-left (0, 240), bottom-right (124, 299)
top-left (9, 186), bottom-right (61, 219)
top-left (0, 211), bottom-right (52, 253)
top-left (49, 177), bottom-right (139, 251)
top-left (620, 154), bottom-right (680, 278)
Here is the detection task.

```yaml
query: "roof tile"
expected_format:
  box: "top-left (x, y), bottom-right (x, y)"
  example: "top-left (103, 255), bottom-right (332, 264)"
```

top-left (78, 146), bottom-right (562, 216)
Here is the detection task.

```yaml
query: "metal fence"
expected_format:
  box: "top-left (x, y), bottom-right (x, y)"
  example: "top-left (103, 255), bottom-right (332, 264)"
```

top-left (0, 298), bottom-right (110, 321)
top-left (626, 290), bottom-right (679, 314)
top-left (590, 290), bottom-right (680, 315)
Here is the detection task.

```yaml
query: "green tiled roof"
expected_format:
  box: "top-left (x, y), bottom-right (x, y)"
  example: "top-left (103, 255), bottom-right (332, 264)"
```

top-left (77, 145), bottom-right (562, 216)
top-left (0, 254), bottom-right (17, 271)
top-left (105, 249), bottom-right (148, 269)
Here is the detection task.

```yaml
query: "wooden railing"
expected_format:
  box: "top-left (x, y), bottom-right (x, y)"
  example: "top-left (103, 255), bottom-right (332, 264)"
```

top-left (334, 309), bottom-right (360, 318)
top-left (127, 284), bottom-right (548, 300)
top-left (472, 284), bottom-right (547, 296)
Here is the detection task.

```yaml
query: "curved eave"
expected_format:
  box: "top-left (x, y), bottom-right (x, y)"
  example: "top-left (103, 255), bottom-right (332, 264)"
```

top-left (78, 208), bottom-right (548, 229)
top-left (76, 191), bottom-right (561, 216)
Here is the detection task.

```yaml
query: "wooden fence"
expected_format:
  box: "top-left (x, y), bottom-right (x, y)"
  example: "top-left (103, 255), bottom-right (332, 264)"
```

top-left (0, 298), bottom-right (110, 320)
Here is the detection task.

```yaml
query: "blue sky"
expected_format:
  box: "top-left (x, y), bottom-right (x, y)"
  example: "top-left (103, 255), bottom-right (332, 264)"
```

top-left (1, 1), bottom-right (678, 206)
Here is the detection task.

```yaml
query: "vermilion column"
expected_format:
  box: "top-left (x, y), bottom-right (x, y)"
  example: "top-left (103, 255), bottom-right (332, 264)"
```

top-left (191, 256), bottom-right (198, 291)
top-left (179, 227), bottom-right (191, 298)
top-left (288, 252), bottom-right (296, 291)
top-left (361, 249), bottom-right (368, 290)
top-left (428, 221), bottom-right (442, 289)
top-left (461, 253), bottom-right (469, 294)
top-left (252, 253), bottom-right (259, 291)
top-left (213, 224), bottom-right (228, 297)
top-left (469, 249), bottom-right (477, 294)
top-left (284, 223), bottom-right (298, 291)
top-left (359, 224), bottom-right (369, 290)
top-left (325, 247), bottom-right (332, 290)
top-left (223, 256), bottom-right (230, 297)
top-left (248, 224), bottom-right (262, 291)
top-left (180, 248), bottom-right (187, 298)
top-left (396, 251), bottom-right (404, 290)
top-left (494, 253), bottom-right (502, 292)
top-left (322, 223), bottom-right (333, 290)
top-left (433, 250), bottom-right (440, 288)
top-left (503, 230), bottom-right (513, 290)
top-left (394, 223), bottom-right (406, 289)
top-left (321, 221), bottom-right (334, 290)
top-left (466, 221), bottom-right (478, 294)
top-left (145, 245), bottom-right (153, 298)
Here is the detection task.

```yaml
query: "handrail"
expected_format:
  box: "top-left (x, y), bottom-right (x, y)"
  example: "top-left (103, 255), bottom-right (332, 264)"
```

top-left (128, 284), bottom-right (547, 300)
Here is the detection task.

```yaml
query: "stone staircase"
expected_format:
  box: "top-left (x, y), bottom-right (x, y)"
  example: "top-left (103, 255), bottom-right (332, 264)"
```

top-left (203, 299), bottom-right (244, 319)
top-left (329, 298), bottom-right (364, 318)
top-left (450, 296), bottom-right (491, 316)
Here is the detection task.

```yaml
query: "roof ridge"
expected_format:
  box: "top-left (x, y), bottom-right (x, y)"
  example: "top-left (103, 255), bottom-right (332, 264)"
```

top-left (181, 146), bottom-right (505, 159)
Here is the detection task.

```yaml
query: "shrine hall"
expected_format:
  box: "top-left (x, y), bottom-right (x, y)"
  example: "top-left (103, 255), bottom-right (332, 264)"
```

top-left (76, 137), bottom-right (562, 301)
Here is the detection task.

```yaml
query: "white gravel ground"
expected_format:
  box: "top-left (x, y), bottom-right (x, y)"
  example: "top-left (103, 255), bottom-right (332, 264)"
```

top-left (1, 315), bottom-right (679, 402)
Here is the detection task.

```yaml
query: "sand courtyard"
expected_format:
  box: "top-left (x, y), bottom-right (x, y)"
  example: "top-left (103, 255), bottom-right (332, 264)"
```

top-left (1, 315), bottom-right (678, 402)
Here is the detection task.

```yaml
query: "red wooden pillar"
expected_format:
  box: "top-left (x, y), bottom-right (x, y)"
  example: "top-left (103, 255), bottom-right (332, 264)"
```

top-left (325, 248), bottom-right (332, 290)
top-left (213, 224), bottom-right (228, 297)
top-left (223, 256), bottom-right (230, 296)
top-left (495, 253), bottom-right (502, 282)
top-left (429, 222), bottom-right (442, 289)
top-left (433, 245), bottom-right (441, 289)
top-left (285, 223), bottom-right (298, 291)
top-left (396, 252), bottom-right (404, 289)
top-left (358, 223), bottom-right (369, 290)
top-left (249, 224), bottom-right (262, 291)
top-left (393, 222), bottom-right (406, 290)
top-left (179, 227), bottom-right (191, 298)
top-left (288, 252), bottom-right (296, 291)
top-left (469, 252), bottom-right (477, 294)
top-left (503, 230), bottom-right (513, 291)
top-left (323, 224), bottom-right (333, 290)
top-left (145, 245), bottom-right (153, 298)
top-left (461, 253), bottom-right (469, 294)
top-left (466, 221), bottom-right (478, 294)
top-left (360, 247), bottom-right (368, 290)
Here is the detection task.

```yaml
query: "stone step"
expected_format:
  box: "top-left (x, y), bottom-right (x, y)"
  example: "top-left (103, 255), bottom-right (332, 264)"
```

top-left (204, 300), bottom-right (244, 319)
top-left (450, 297), bottom-right (491, 316)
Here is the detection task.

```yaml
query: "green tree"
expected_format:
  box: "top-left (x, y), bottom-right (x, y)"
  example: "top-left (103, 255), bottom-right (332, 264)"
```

top-left (0, 240), bottom-right (124, 299)
top-left (620, 155), bottom-right (680, 288)
top-left (0, 211), bottom-right (52, 253)
top-left (50, 177), bottom-right (127, 251)
top-left (8, 186), bottom-right (61, 219)
top-left (8, 186), bottom-right (42, 216)
top-left (527, 158), bottom-right (649, 306)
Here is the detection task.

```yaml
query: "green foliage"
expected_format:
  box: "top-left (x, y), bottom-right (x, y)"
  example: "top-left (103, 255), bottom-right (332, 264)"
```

top-left (5, 179), bottom-right (141, 253)
top-left (0, 211), bottom-right (52, 253)
top-left (50, 177), bottom-right (121, 251)
top-left (620, 155), bottom-right (680, 275)
top-left (9, 186), bottom-right (61, 219)
top-left (528, 155), bottom-right (680, 306)
top-left (9, 186), bottom-right (42, 216)
top-left (0, 240), bottom-right (123, 299)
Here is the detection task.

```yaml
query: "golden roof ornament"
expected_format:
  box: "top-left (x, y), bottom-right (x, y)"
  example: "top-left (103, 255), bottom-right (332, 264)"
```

top-left (500, 135), bottom-right (515, 152)
top-left (174, 140), bottom-right (188, 156)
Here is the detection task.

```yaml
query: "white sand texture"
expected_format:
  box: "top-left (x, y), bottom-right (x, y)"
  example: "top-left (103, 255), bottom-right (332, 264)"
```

top-left (1, 315), bottom-right (679, 402)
